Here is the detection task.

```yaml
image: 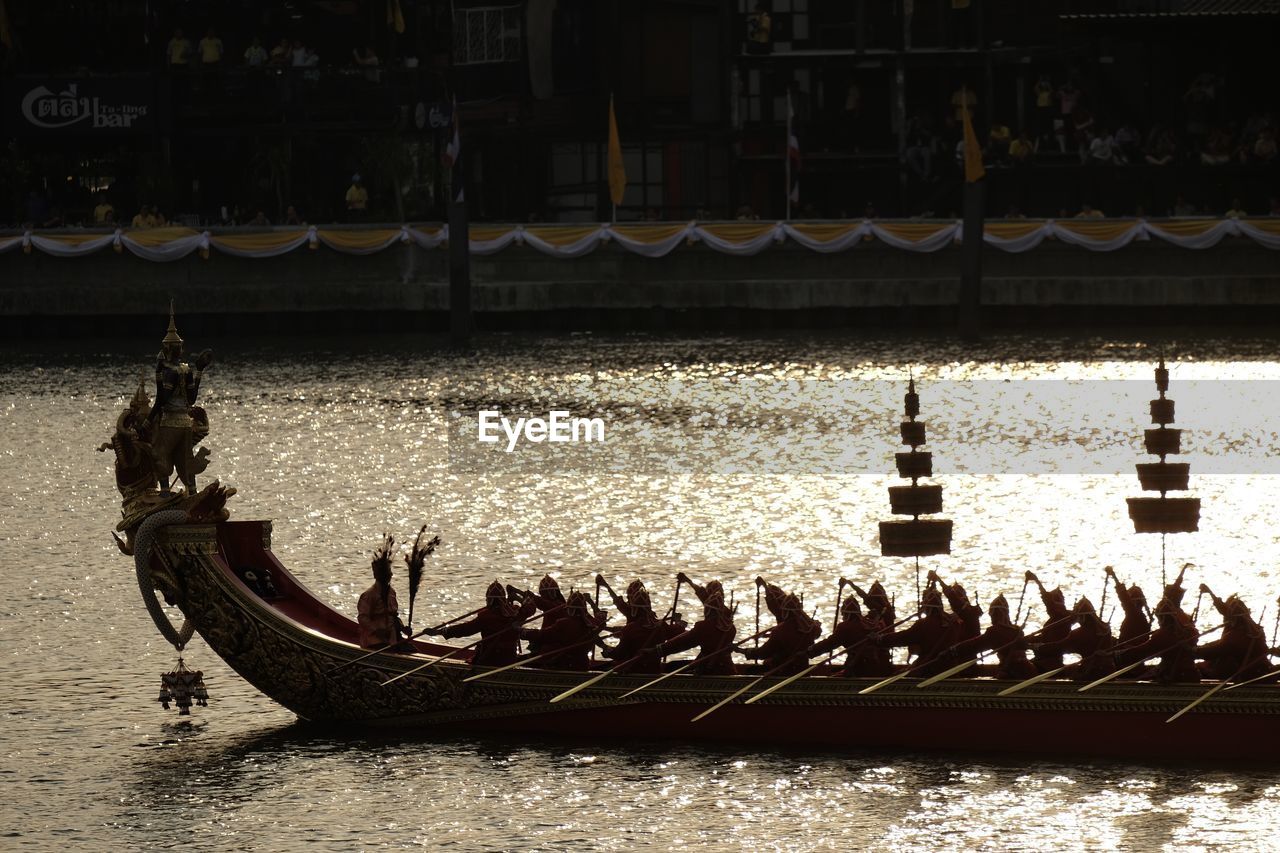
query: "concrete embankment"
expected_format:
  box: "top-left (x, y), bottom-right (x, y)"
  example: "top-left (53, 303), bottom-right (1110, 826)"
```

top-left (2, 237), bottom-right (1278, 337)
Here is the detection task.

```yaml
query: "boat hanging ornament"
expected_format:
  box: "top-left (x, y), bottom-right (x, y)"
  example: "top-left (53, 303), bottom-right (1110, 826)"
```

top-left (158, 657), bottom-right (209, 715)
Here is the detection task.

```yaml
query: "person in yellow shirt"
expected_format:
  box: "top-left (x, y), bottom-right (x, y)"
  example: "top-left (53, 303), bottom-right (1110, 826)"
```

top-left (345, 174), bottom-right (369, 221)
top-left (1009, 129), bottom-right (1036, 165)
top-left (131, 205), bottom-right (151, 229)
top-left (199, 28), bottom-right (224, 65)
top-left (166, 29), bottom-right (192, 67)
top-left (93, 198), bottom-right (115, 225)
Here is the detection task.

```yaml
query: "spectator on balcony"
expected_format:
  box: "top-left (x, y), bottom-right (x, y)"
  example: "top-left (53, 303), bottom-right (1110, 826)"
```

top-left (1009, 129), bottom-right (1036, 165)
top-left (1004, 204), bottom-right (1026, 219)
top-left (244, 37), bottom-right (269, 68)
top-left (284, 205), bottom-right (305, 226)
top-left (345, 174), bottom-right (369, 221)
top-left (1224, 198), bottom-right (1248, 219)
top-left (199, 28), bottom-right (224, 67)
top-left (1088, 128), bottom-right (1118, 166)
top-left (1075, 202), bottom-right (1105, 219)
top-left (1114, 124), bottom-right (1141, 164)
top-left (249, 210), bottom-right (271, 227)
top-left (1056, 80), bottom-right (1081, 123)
top-left (987, 120), bottom-right (1011, 164)
top-left (1200, 128), bottom-right (1232, 166)
top-left (1170, 194), bottom-right (1197, 217)
top-left (746, 2), bottom-right (771, 55)
top-left (166, 28), bottom-right (193, 68)
top-left (353, 46), bottom-right (381, 83)
top-left (905, 120), bottom-right (934, 181)
top-left (1184, 76), bottom-right (1215, 150)
top-left (1144, 126), bottom-right (1178, 166)
top-left (92, 197), bottom-right (115, 226)
top-left (1253, 128), bottom-right (1277, 164)
top-left (1071, 107), bottom-right (1095, 160)
top-left (841, 82), bottom-right (861, 153)
top-left (291, 40), bottom-right (310, 67)
top-left (130, 204), bottom-right (155, 229)
top-left (1033, 74), bottom-right (1055, 144)
top-left (269, 37), bottom-right (292, 66)
top-left (950, 83), bottom-right (977, 124)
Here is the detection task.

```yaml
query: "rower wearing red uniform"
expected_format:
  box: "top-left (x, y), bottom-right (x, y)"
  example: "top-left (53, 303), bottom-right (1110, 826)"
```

top-left (1107, 566), bottom-right (1152, 645)
top-left (659, 573), bottom-right (738, 675)
top-left (1196, 585), bottom-right (1270, 681)
top-left (522, 590), bottom-right (607, 671)
top-left (808, 596), bottom-right (890, 677)
top-left (1027, 571), bottom-right (1073, 671)
top-left (878, 587), bottom-right (962, 676)
top-left (528, 573), bottom-right (568, 631)
top-left (598, 576), bottom-right (684, 674)
top-left (946, 594), bottom-right (1036, 679)
top-left (742, 579), bottom-right (821, 675)
top-left (427, 581), bottom-right (535, 667)
top-left (851, 581), bottom-right (895, 629)
top-left (1116, 597), bottom-right (1200, 683)
top-left (1034, 596), bottom-right (1116, 681)
top-left (932, 572), bottom-right (982, 641)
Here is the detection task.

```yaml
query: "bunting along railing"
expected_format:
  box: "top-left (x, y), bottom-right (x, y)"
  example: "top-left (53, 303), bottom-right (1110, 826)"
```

top-left (3, 219), bottom-right (1278, 262)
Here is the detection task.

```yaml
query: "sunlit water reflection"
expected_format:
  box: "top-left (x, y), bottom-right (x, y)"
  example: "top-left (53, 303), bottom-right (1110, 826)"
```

top-left (3, 331), bottom-right (1280, 850)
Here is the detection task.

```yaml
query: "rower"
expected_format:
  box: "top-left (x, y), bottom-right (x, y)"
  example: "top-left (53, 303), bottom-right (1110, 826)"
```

top-left (807, 596), bottom-right (889, 677)
top-left (877, 586), bottom-right (962, 676)
top-left (657, 573), bottom-right (738, 675)
top-left (1195, 585), bottom-right (1270, 681)
top-left (422, 580), bottom-right (535, 667)
top-left (598, 576), bottom-right (684, 674)
top-left (931, 571), bottom-right (982, 640)
top-left (945, 594), bottom-right (1036, 679)
top-left (1106, 566), bottom-right (1152, 645)
top-left (522, 590), bottom-right (607, 671)
top-left (1116, 597), bottom-right (1200, 683)
top-left (1033, 596), bottom-right (1115, 681)
top-left (850, 580), bottom-right (895, 628)
top-left (1027, 571), bottom-right (1072, 671)
top-left (528, 573), bottom-right (568, 631)
top-left (741, 579), bottom-right (821, 675)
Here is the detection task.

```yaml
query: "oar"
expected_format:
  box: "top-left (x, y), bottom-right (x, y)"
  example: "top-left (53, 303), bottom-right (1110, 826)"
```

top-left (692, 627), bottom-right (836, 722)
top-left (1167, 633), bottom-right (1269, 723)
top-left (996, 664), bottom-right (1069, 696)
top-left (1077, 623), bottom-right (1222, 693)
top-left (616, 626), bottom-right (775, 701)
top-left (549, 613), bottom-right (678, 704)
top-left (1223, 666), bottom-right (1280, 691)
top-left (460, 635), bottom-right (602, 683)
top-left (381, 602), bottom-right (563, 686)
top-left (914, 609), bottom-right (1083, 690)
top-left (743, 613), bottom-right (920, 705)
top-left (327, 605), bottom-right (484, 674)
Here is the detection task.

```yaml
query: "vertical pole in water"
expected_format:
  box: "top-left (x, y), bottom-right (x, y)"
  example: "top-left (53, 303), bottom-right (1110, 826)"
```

top-left (958, 180), bottom-right (984, 339)
top-left (1161, 534), bottom-right (1167, 590)
top-left (448, 197), bottom-right (471, 344)
top-left (915, 556), bottom-right (921, 611)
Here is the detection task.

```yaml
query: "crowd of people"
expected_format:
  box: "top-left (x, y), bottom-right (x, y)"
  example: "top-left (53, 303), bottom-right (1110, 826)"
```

top-left (357, 550), bottom-right (1279, 688)
top-left (163, 26), bottom-right (384, 81)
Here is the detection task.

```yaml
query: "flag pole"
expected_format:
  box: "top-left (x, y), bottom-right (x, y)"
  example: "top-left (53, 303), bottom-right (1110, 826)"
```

top-left (785, 89), bottom-right (793, 221)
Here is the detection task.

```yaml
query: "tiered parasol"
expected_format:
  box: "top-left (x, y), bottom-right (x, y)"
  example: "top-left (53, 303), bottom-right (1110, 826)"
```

top-left (1125, 357), bottom-right (1200, 584)
top-left (878, 376), bottom-right (953, 604)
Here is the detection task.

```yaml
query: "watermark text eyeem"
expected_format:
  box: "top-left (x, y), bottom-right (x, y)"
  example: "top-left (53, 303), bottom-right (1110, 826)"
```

top-left (477, 410), bottom-right (605, 452)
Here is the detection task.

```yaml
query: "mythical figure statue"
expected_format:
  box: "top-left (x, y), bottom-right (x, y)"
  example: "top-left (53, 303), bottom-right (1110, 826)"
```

top-left (149, 305), bottom-right (212, 494)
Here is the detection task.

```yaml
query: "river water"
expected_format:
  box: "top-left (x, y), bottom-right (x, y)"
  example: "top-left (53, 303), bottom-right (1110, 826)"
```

top-left (3, 331), bottom-right (1280, 851)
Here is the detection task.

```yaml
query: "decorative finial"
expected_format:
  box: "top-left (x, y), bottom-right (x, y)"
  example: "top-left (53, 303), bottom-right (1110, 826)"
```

top-left (162, 300), bottom-right (183, 346)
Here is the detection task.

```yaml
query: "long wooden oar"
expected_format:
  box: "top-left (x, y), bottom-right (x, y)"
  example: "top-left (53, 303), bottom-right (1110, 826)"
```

top-left (1223, 665), bottom-right (1280, 691)
top-left (381, 603), bottom-right (564, 686)
top-left (912, 609), bottom-right (1084, 690)
top-left (616, 626), bottom-right (775, 700)
top-left (1168, 630), bottom-right (1272, 722)
top-left (461, 643), bottom-right (584, 683)
top-left (328, 606), bottom-right (484, 674)
top-left (744, 614), bottom-right (920, 705)
top-left (549, 614), bottom-right (678, 704)
top-left (692, 628), bottom-right (834, 722)
top-left (1077, 623), bottom-right (1221, 693)
top-left (996, 664), bottom-right (1068, 696)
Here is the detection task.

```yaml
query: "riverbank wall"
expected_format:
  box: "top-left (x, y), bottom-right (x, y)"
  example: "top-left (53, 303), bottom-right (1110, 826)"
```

top-left (3, 234), bottom-right (1279, 337)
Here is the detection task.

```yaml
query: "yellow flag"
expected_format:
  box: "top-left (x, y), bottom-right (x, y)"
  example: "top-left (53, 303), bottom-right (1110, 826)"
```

top-left (962, 105), bottom-right (985, 183)
top-left (607, 94), bottom-right (626, 207)
top-left (387, 0), bottom-right (405, 34)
